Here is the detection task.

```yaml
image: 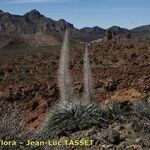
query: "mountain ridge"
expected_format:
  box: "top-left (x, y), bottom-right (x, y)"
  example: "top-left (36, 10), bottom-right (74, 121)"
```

top-left (1, 9), bottom-right (150, 33)
top-left (0, 9), bottom-right (150, 46)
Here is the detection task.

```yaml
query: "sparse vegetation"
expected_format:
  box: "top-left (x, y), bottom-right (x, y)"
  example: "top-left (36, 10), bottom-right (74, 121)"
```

top-left (0, 101), bottom-right (32, 140)
top-left (0, 23), bottom-right (149, 149)
top-left (106, 30), bottom-right (113, 40)
top-left (127, 31), bottom-right (131, 39)
top-left (39, 99), bottom-right (150, 140)
top-left (40, 100), bottom-right (107, 139)
top-left (131, 100), bottom-right (150, 131)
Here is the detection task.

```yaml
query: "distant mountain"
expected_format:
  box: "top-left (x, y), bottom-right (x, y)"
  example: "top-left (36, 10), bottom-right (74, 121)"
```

top-left (0, 9), bottom-right (80, 49)
top-left (107, 26), bottom-right (129, 34)
top-left (0, 9), bottom-right (79, 36)
top-left (0, 9), bottom-right (150, 47)
top-left (131, 25), bottom-right (150, 34)
top-left (80, 26), bottom-right (105, 35)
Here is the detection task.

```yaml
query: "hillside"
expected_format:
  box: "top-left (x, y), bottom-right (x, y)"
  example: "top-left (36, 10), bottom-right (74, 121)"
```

top-left (0, 35), bottom-right (150, 149)
top-left (131, 25), bottom-right (150, 33)
top-left (0, 9), bottom-right (150, 50)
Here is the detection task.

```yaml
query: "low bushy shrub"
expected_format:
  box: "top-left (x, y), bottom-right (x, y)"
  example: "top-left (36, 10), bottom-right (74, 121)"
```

top-left (40, 100), bottom-right (108, 139)
top-left (39, 99), bottom-right (150, 139)
top-left (131, 100), bottom-right (150, 131)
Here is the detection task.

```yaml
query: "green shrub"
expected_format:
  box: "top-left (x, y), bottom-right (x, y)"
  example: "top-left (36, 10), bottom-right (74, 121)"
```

top-left (131, 100), bottom-right (150, 131)
top-left (39, 100), bottom-right (150, 139)
top-left (104, 101), bottom-right (131, 122)
top-left (40, 100), bottom-right (108, 139)
top-left (0, 69), bottom-right (5, 76)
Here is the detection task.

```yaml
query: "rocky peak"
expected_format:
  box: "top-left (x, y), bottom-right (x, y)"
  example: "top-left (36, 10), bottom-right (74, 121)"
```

top-left (108, 26), bottom-right (129, 34)
top-left (131, 25), bottom-right (150, 33)
top-left (58, 19), bottom-right (74, 28)
top-left (27, 9), bottom-right (42, 16)
top-left (24, 9), bottom-right (43, 21)
top-left (58, 19), bottom-right (66, 23)
top-left (0, 10), bottom-right (3, 13)
top-left (80, 26), bottom-right (105, 35)
top-left (92, 26), bottom-right (105, 32)
top-left (93, 26), bottom-right (103, 30)
top-left (108, 26), bottom-right (120, 32)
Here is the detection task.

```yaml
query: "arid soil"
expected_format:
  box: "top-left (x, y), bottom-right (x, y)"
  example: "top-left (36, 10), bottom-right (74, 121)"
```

top-left (0, 37), bottom-right (150, 149)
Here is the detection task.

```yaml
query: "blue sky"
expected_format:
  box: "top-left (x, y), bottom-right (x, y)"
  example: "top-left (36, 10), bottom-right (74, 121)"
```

top-left (1, 0), bottom-right (150, 29)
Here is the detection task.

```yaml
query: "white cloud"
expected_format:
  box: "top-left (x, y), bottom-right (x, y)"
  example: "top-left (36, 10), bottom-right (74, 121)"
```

top-left (4, 0), bottom-right (77, 4)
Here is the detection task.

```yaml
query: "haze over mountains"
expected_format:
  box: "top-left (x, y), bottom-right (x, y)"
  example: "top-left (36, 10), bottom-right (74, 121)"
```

top-left (0, 9), bottom-right (150, 49)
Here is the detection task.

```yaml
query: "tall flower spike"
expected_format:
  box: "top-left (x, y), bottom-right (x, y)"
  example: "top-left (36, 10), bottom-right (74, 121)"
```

top-left (83, 45), bottom-right (93, 101)
top-left (58, 30), bottom-right (74, 103)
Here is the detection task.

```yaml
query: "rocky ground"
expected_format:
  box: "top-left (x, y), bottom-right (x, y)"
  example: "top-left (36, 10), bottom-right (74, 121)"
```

top-left (0, 37), bottom-right (149, 149)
